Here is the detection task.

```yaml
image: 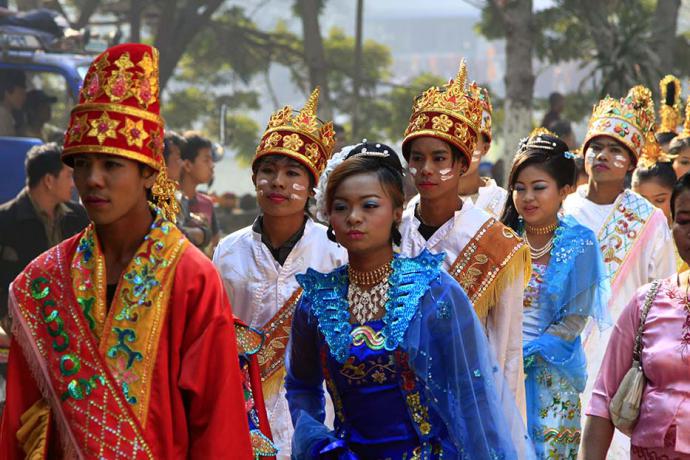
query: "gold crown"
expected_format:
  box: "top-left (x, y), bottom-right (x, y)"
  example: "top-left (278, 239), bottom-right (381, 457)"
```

top-left (479, 86), bottom-right (493, 141)
top-left (402, 60), bottom-right (483, 163)
top-left (254, 87), bottom-right (335, 183)
top-left (583, 85), bottom-right (658, 161)
top-left (657, 75), bottom-right (682, 135)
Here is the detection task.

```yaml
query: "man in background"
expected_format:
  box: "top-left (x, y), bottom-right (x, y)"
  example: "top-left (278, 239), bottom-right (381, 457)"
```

top-left (541, 91), bottom-right (565, 128)
top-left (21, 89), bottom-right (59, 141)
top-left (0, 69), bottom-right (26, 136)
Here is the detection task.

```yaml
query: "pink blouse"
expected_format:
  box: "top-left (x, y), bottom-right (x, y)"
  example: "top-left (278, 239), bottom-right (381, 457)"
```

top-left (586, 277), bottom-right (690, 453)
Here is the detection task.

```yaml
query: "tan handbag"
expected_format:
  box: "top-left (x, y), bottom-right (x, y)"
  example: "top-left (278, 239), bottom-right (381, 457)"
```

top-left (608, 280), bottom-right (661, 436)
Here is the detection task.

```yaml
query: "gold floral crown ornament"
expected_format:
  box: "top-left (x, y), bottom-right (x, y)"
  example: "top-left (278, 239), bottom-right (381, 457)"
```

top-left (253, 87), bottom-right (336, 184)
top-left (62, 43), bottom-right (179, 222)
top-left (402, 59), bottom-right (483, 164)
top-left (478, 86), bottom-right (493, 142)
top-left (657, 75), bottom-right (682, 135)
top-left (583, 85), bottom-right (658, 162)
top-left (673, 96), bottom-right (690, 142)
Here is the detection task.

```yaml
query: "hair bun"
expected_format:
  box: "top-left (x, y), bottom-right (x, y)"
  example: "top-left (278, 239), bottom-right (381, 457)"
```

top-left (346, 142), bottom-right (404, 176)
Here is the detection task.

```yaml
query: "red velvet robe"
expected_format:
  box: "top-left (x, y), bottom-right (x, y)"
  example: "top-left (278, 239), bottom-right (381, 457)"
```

top-left (0, 233), bottom-right (253, 459)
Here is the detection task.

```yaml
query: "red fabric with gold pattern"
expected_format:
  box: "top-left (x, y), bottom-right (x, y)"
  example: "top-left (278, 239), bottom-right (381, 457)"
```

top-left (63, 43), bottom-right (164, 171)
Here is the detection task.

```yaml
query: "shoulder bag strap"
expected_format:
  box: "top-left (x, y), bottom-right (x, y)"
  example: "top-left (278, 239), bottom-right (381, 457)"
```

top-left (632, 280), bottom-right (662, 362)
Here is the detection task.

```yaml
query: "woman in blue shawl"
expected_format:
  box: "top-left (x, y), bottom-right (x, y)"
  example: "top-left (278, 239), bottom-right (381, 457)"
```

top-left (500, 132), bottom-right (611, 459)
top-left (285, 142), bottom-right (533, 459)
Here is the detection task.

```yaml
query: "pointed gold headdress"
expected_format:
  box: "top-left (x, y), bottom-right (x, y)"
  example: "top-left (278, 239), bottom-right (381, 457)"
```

top-left (657, 75), bottom-right (682, 135)
top-left (254, 87), bottom-right (336, 184)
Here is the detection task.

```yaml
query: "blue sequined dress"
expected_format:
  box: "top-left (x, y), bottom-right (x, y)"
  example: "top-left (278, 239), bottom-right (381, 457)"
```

top-left (285, 250), bottom-right (529, 460)
top-left (521, 216), bottom-right (611, 459)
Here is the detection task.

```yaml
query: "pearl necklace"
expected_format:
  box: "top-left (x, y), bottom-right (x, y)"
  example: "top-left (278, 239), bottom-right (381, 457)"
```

top-left (528, 236), bottom-right (554, 259)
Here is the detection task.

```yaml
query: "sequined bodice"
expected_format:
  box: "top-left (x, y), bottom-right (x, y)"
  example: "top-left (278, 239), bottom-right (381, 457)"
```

top-left (321, 320), bottom-right (451, 459)
top-left (523, 263), bottom-right (548, 343)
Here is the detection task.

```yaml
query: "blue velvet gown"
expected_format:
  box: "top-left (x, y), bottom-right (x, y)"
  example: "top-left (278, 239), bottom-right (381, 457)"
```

top-left (285, 250), bottom-right (528, 460)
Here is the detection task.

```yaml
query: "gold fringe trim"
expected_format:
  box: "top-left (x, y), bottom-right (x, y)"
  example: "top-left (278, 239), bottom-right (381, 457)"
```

top-left (472, 243), bottom-right (531, 319)
top-left (261, 365), bottom-right (287, 402)
top-left (16, 399), bottom-right (51, 460)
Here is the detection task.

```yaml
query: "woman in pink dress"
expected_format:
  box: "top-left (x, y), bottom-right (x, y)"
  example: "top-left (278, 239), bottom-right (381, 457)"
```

top-left (581, 172), bottom-right (690, 459)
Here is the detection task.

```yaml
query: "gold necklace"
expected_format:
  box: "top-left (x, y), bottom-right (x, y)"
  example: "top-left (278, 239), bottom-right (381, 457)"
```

top-left (525, 222), bottom-right (559, 235)
top-left (348, 261), bottom-right (392, 286)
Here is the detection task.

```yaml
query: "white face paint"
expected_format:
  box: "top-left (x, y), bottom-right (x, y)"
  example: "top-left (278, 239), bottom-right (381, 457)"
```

top-left (585, 150), bottom-right (596, 164)
top-left (258, 189), bottom-right (265, 196)
top-left (289, 193), bottom-right (300, 201)
top-left (409, 167), bottom-right (418, 176)
top-left (292, 183), bottom-right (307, 191)
top-left (439, 168), bottom-right (454, 181)
top-left (257, 178), bottom-right (269, 186)
top-left (612, 154), bottom-right (627, 169)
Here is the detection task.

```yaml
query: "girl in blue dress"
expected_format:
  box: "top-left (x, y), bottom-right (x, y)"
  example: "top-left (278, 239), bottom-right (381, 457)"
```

top-left (500, 133), bottom-right (611, 459)
top-left (285, 142), bottom-right (532, 459)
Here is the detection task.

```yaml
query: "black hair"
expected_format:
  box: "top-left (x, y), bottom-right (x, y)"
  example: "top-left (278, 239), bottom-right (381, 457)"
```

top-left (500, 134), bottom-right (575, 232)
top-left (632, 161), bottom-right (676, 190)
top-left (656, 132), bottom-right (677, 145)
top-left (0, 69), bottom-right (26, 97)
top-left (163, 130), bottom-right (187, 163)
top-left (25, 142), bottom-right (64, 188)
top-left (326, 142), bottom-right (404, 245)
top-left (239, 193), bottom-right (257, 211)
top-left (668, 136), bottom-right (690, 156)
top-left (402, 137), bottom-right (467, 166)
top-left (181, 131), bottom-right (212, 162)
top-left (671, 172), bottom-right (690, 219)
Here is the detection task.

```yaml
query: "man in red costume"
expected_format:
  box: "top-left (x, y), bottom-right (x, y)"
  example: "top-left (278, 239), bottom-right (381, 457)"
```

top-left (0, 43), bottom-right (253, 459)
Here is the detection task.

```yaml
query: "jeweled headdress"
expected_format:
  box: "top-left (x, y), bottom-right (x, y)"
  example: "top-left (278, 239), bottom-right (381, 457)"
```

top-left (657, 75), bottom-right (682, 135)
top-left (583, 85), bottom-right (659, 161)
top-left (402, 60), bottom-right (483, 164)
top-left (253, 87), bottom-right (335, 184)
top-left (62, 43), bottom-right (179, 221)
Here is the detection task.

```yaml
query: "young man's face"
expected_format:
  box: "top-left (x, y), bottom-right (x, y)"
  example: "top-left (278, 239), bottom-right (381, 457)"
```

top-left (407, 137), bottom-right (466, 200)
top-left (73, 154), bottom-right (154, 226)
top-left (253, 156), bottom-right (312, 218)
top-left (47, 166), bottom-right (75, 204)
top-left (464, 134), bottom-right (490, 177)
top-left (584, 136), bottom-right (634, 185)
top-left (165, 143), bottom-right (183, 182)
top-left (184, 147), bottom-right (214, 185)
top-left (5, 85), bottom-right (26, 110)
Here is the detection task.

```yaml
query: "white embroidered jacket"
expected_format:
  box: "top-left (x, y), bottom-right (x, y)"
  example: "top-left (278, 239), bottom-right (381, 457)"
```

top-left (398, 199), bottom-right (527, 419)
top-left (213, 217), bottom-right (347, 459)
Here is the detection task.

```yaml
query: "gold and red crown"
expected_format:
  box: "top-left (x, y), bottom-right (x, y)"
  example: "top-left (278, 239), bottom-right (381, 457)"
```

top-left (583, 85), bottom-right (659, 161)
top-left (657, 74), bottom-right (682, 135)
top-left (62, 43), bottom-right (164, 171)
top-left (673, 95), bottom-right (690, 142)
top-left (254, 88), bottom-right (335, 183)
top-left (479, 86), bottom-right (493, 141)
top-left (402, 60), bottom-right (483, 163)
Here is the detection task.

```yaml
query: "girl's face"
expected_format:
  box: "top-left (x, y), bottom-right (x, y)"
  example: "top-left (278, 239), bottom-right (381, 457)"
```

top-left (329, 172), bottom-right (402, 256)
top-left (673, 147), bottom-right (690, 179)
top-left (253, 157), bottom-right (312, 218)
top-left (512, 165), bottom-right (569, 228)
top-left (633, 179), bottom-right (673, 225)
top-left (673, 190), bottom-right (690, 264)
top-left (407, 137), bottom-right (466, 200)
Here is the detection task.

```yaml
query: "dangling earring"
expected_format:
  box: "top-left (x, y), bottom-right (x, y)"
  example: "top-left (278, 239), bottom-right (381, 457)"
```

top-left (517, 215), bottom-right (524, 234)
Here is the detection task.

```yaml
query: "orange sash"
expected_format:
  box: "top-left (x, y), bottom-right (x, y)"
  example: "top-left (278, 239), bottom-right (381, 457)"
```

top-left (448, 218), bottom-right (530, 318)
top-left (256, 288), bottom-right (303, 398)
